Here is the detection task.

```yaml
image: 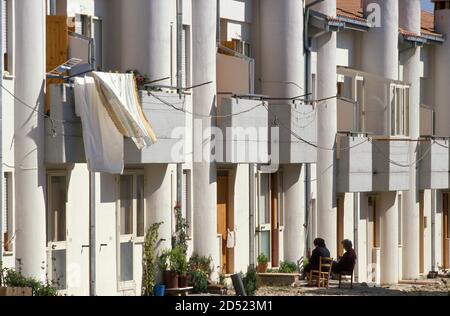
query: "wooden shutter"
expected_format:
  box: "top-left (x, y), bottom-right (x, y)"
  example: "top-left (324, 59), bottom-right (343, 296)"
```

top-left (46, 15), bottom-right (69, 112)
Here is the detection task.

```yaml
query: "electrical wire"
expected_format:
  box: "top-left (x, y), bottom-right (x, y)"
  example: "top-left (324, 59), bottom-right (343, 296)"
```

top-left (148, 91), bottom-right (266, 119)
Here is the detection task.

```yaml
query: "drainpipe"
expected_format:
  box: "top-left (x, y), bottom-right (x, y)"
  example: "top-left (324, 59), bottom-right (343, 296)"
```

top-left (89, 172), bottom-right (96, 296)
top-left (176, 0), bottom-right (183, 212)
top-left (303, 0), bottom-right (325, 257)
top-left (430, 189), bottom-right (437, 276)
top-left (0, 6), bottom-right (3, 262)
top-left (249, 164), bottom-right (255, 267)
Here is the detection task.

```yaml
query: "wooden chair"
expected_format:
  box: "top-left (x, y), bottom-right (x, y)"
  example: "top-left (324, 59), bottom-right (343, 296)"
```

top-left (308, 257), bottom-right (333, 288)
top-left (338, 262), bottom-right (356, 289)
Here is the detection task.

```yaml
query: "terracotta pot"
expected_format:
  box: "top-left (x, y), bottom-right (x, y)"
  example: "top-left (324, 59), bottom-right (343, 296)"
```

top-left (178, 275), bottom-right (188, 288)
top-left (257, 263), bottom-right (268, 273)
top-left (165, 271), bottom-right (179, 289)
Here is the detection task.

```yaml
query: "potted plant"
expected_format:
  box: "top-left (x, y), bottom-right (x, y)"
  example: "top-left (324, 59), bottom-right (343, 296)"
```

top-left (172, 246), bottom-right (189, 288)
top-left (141, 222), bottom-right (163, 296)
top-left (257, 253), bottom-right (269, 273)
top-left (158, 249), bottom-right (176, 289)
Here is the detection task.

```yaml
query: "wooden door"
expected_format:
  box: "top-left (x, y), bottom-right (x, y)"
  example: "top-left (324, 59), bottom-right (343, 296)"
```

top-left (46, 16), bottom-right (69, 112)
top-left (444, 193), bottom-right (449, 269)
top-left (419, 192), bottom-right (425, 274)
top-left (270, 173), bottom-right (279, 268)
top-left (337, 196), bottom-right (345, 257)
top-left (217, 174), bottom-right (228, 274)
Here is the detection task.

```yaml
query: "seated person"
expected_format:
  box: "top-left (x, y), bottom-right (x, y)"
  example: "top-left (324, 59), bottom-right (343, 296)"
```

top-left (332, 239), bottom-right (357, 274)
top-left (303, 238), bottom-right (331, 278)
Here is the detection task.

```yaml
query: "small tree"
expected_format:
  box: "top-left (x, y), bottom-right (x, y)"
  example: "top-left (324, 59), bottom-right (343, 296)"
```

top-left (141, 222), bottom-right (163, 296)
top-left (172, 203), bottom-right (189, 255)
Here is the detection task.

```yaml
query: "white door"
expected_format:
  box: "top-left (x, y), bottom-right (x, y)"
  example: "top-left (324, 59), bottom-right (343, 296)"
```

top-left (117, 173), bottom-right (145, 292)
top-left (47, 173), bottom-right (68, 291)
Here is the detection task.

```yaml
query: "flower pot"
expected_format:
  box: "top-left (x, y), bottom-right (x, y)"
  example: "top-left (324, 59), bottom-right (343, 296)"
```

top-left (165, 271), bottom-right (179, 289)
top-left (153, 284), bottom-right (166, 297)
top-left (178, 275), bottom-right (188, 288)
top-left (257, 263), bottom-right (268, 273)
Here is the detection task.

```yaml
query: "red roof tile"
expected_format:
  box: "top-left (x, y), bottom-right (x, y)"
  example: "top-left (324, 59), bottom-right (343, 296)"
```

top-left (335, 0), bottom-right (443, 38)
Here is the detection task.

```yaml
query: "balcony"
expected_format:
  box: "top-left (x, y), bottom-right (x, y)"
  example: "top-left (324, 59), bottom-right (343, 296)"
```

top-left (217, 97), bottom-right (269, 164)
top-left (372, 139), bottom-right (410, 192)
top-left (45, 84), bottom-right (85, 164)
top-left (419, 138), bottom-right (450, 190)
top-left (267, 102), bottom-right (317, 164)
top-left (45, 84), bottom-right (186, 165)
top-left (337, 133), bottom-right (373, 193)
top-left (124, 91), bottom-right (186, 164)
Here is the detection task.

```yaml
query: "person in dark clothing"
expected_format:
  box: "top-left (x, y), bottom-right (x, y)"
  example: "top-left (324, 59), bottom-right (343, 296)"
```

top-left (332, 239), bottom-right (357, 274)
top-left (303, 238), bottom-right (331, 278)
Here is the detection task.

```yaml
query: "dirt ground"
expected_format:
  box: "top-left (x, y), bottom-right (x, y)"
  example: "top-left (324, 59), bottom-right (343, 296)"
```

top-left (254, 278), bottom-right (450, 296)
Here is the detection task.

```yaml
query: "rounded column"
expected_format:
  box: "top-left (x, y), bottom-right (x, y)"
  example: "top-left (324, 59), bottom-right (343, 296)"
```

top-left (283, 165), bottom-right (305, 262)
top-left (400, 0), bottom-right (421, 280)
top-left (311, 0), bottom-right (338, 258)
top-left (145, 165), bottom-right (174, 252)
top-left (14, 0), bottom-right (47, 280)
top-left (120, 0), bottom-right (175, 84)
top-left (379, 192), bottom-right (399, 284)
top-left (259, 0), bottom-right (305, 263)
top-left (192, 0), bottom-right (219, 279)
top-left (362, 0), bottom-right (399, 284)
top-left (434, 2), bottom-right (450, 137)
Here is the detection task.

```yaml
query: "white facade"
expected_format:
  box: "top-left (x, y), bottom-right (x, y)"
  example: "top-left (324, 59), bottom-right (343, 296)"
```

top-left (1, 0), bottom-right (450, 296)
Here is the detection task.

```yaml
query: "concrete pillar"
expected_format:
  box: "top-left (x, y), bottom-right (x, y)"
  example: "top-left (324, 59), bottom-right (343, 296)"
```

top-left (120, 0), bottom-right (175, 83)
top-left (309, 0), bottom-right (338, 257)
top-left (192, 0), bottom-right (219, 279)
top-left (148, 0), bottom-right (175, 85)
top-left (399, 0), bottom-right (421, 280)
top-left (14, 0), bottom-right (47, 280)
top-left (379, 192), bottom-right (399, 284)
top-left (283, 165), bottom-right (304, 262)
top-left (362, 0), bottom-right (399, 283)
top-left (434, 4), bottom-right (450, 137)
top-left (145, 165), bottom-right (174, 252)
top-left (259, 0), bottom-right (304, 262)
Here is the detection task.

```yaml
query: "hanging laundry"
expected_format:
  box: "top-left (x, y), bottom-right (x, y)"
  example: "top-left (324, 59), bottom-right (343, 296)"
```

top-left (74, 76), bottom-right (124, 174)
top-left (92, 72), bottom-right (157, 150)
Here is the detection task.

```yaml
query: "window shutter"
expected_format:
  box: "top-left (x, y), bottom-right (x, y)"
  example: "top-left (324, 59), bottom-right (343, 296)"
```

top-left (2, 0), bottom-right (8, 55)
top-left (3, 173), bottom-right (9, 235)
top-left (181, 27), bottom-right (187, 88)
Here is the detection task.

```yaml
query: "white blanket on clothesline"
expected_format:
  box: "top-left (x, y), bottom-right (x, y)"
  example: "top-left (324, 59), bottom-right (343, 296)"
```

top-left (74, 76), bottom-right (124, 174)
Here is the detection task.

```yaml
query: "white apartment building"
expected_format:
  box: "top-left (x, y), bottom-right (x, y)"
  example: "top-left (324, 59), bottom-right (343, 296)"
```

top-left (0, 0), bottom-right (449, 295)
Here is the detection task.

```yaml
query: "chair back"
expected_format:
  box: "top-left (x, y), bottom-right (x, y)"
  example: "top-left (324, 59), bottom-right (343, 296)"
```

top-left (319, 257), bottom-right (333, 276)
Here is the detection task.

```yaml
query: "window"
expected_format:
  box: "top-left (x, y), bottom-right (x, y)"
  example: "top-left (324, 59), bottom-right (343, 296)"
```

top-left (257, 173), bottom-right (271, 261)
top-left (118, 172), bottom-right (145, 286)
top-left (368, 196), bottom-right (380, 248)
top-left (181, 25), bottom-right (190, 88)
top-left (3, 172), bottom-right (13, 252)
top-left (222, 38), bottom-right (252, 58)
top-left (182, 170), bottom-right (192, 237)
top-left (398, 193), bottom-right (402, 246)
top-left (75, 14), bottom-right (91, 37)
top-left (390, 84), bottom-right (410, 137)
top-left (46, 172), bottom-right (68, 290)
top-left (2, 0), bottom-right (12, 74)
top-left (277, 172), bottom-right (284, 228)
top-left (47, 175), bottom-right (67, 243)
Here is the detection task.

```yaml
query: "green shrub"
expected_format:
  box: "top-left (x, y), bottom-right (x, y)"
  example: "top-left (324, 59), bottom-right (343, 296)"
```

top-left (171, 246), bottom-right (188, 276)
top-left (141, 222), bottom-right (163, 296)
top-left (0, 267), bottom-right (58, 296)
top-left (243, 266), bottom-right (260, 296)
top-left (158, 249), bottom-right (171, 272)
top-left (191, 270), bottom-right (208, 293)
top-left (278, 261), bottom-right (298, 274)
top-left (257, 253), bottom-right (269, 265)
top-left (188, 253), bottom-right (213, 276)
